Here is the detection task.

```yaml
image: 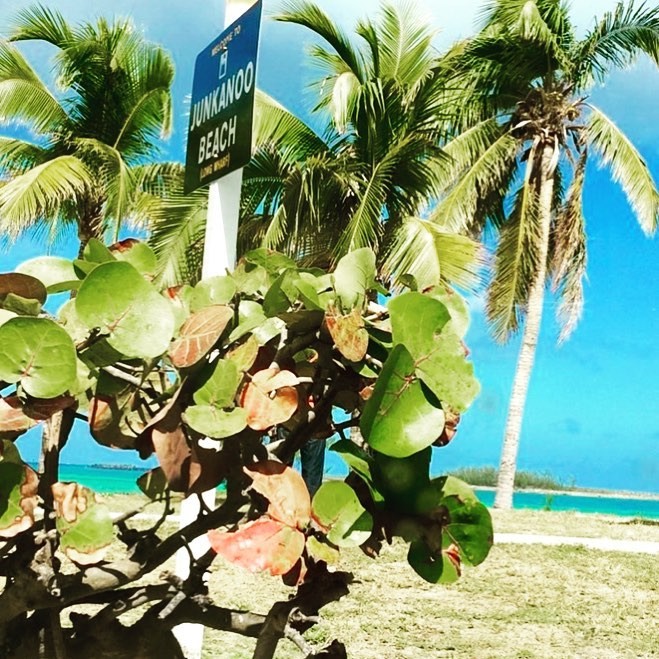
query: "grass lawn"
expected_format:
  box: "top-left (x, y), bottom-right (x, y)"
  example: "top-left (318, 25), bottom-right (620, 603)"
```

top-left (97, 500), bottom-right (658, 658)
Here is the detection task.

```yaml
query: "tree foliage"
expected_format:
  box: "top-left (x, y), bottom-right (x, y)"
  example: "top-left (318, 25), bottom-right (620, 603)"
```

top-left (145, 2), bottom-right (484, 292)
top-left (0, 240), bottom-right (491, 658)
top-left (0, 6), bottom-right (174, 251)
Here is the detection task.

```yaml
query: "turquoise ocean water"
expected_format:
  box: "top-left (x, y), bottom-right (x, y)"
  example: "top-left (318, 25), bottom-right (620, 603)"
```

top-left (58, 464), bottom-right (659, 519)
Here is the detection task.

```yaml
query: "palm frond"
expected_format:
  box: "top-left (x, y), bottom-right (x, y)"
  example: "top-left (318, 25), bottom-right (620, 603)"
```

top-left (112, 46), bottom-right (174, 153)
top-left (381, 216), bottom-right (484, 291)
top-left (0, 155), bottom-right (91, 240)
top-left (375, 2), bottom-right (436, 87)
top-left (429, 120), bottom-right (518, 232)
top-left (550, 151), bottom-right (587, 343)
top-left (74, 138), bottom-right (137, 238)
top-left (586, 104), bottom-right (658, 235)
top-left (254, 90), bottom-right (330, 161)
top-left (481, 0), bottom-right (573, 69)
top-left (135, 166), bottom-right (207, 286)
top-left (486, 150), bottom-right (543, 342)
top-left (274, 1), bottom-right (366, 82)
top-left (574, 1), bottom-right (659, 86)
top-left (0, 40), bottom-right (67, 132)
top-left (9, 4), bottom-right (75, 47)
top-left (0, 136), bottom-right (47, 174)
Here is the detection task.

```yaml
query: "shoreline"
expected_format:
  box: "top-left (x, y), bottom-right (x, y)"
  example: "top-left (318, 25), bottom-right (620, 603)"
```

top-left (475, 485), bottom-right (659, 502)
top-left (62, 464), bottom-right (659, 502)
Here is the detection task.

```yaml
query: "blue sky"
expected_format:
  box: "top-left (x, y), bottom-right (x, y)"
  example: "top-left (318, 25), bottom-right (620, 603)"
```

top-left (1, 1), bottom-right (657, 492)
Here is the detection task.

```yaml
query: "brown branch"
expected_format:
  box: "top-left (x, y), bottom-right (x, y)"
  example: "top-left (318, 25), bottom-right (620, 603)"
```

top-left (252, 567), bottom-right (353, 659)
top-left (0, 491), bottom-right (248, 626)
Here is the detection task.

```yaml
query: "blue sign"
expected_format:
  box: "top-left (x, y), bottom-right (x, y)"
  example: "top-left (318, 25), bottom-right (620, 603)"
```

top-left (184, 1), bottom-right (262, 193)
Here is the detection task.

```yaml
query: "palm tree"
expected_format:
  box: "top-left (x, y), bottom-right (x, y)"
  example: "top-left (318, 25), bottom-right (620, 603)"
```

top-left (0, 5), bottom-right (173, 254)
top-left (147, 1), bottom-right (482, 291)
top-left (428, 0), bottom-right (659, 508)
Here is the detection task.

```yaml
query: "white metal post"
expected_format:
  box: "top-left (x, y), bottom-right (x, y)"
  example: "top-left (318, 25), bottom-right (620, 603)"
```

top-left (173, 2), bottom-right (257, 657)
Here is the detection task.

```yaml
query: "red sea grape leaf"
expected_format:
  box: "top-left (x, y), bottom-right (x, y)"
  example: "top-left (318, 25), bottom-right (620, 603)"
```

top-left (0, 272), bottom-right (47, 304)
top-left (108, 238), bottom-right (140, 253)
top-left (51, 482), bottom-right (114, 565)
top-left (149, 401), bottom-right (192, 493)
top-left (24, 394), bottom-right (77, 421)
top-left (244, 460), bottom-right (311, 528)
top-left (0, 396), bottom-right (39, 439)
top-left (168, 305), bottom-right (233, 368)
top-left (239, 368), bottom-right (299, 431)
top-left (89, 394), bottom-right (143, 449)
top-left (325, 308), bottom-right (368, 362)
top-left (208, 517), bottom-right (305, 576)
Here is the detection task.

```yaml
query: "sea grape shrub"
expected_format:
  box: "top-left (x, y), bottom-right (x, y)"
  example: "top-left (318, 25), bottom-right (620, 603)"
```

top-left (0, 239), bottom-right (492, 655)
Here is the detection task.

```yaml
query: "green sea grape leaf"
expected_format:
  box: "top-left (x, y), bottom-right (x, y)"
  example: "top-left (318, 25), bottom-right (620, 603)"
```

top-left (190, 276), bottom-right (237, 311)
top-left (245, 461), bottom-right (311, 528)
top-left (325, 308), bottom-right (369, 362)
top-left (407, 540), bottom-right (461, 584)
top-left (412, 475), bottom-right (478, 514)
top-left (0, 440), bottom-right (38, 537)
top-left (360, 344), bottom-right (445, 457)
top-left (389, 292), bottom-right (479, 412)
top-left (388, 291), bottom-right (451, 352)
top-left (58, 299), bottom-right (92, 344)
top-left (183, 405), bottom-right (247, 439)
top-left (110, 240), bottom-right (157, 275)
top-left (295, 278), bottom-right (322, 309)
top-left (83, 238), bottom-right (116, 264)
top-left (372, 448), bottom-right (431, 511)
top-left (279, 310), bottom-right (324, 335)
top-left (232, 262), bottom-right (268, 296)
top-left (397, 274), bottom-right (418, 291)
top-left (331, 440), bottom-right (374, 484)
top-left (311, 481), bottom-right (373, 547)
top-left (15, 256), bottom-right (80, 293)
top-left (169, 305), bottom-right (233, 368)
top-left (332, 248), bottom-right (376, 311)
top-left (306, 535), bottom-right (340, 564)
top-left (52, 482), bottom-right (114, 565)
top-left (193, 358), bottom-right (242, 407)
top-left (226, 335), bottom-right (260, 373)
top-left (426, 285), bottom-right (471, 338)
top-left (244, 249), bottom-right (296, 273)
top-left (164, 285), bottom-right (193, 330)
top-left (330, 439), bottom-right (384, 503)
top-left (0, 272), bottom-right (47, 304)
top-left (0, 317), bottom-right (77, 398)
top-left (2, 293), bottom-right (42, 316)
top-left (208, 517), bottom-right (305, 576)
top-left (442, 495), bottom-right (493, 567)
top-left (263, 270), bottom-right (296, 317)
top-left (229, 300), bottom-right (267, 343)
top-left (0, 309), bottom-right (16, 327)
top-left (75, 261), bottom-right (175, 359)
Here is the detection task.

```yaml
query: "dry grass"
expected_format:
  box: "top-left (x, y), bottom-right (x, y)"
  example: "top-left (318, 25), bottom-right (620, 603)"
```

top-left (199, 541), bottom-right (657, 658)
top-left (91, 500), bottom-right (659, 658)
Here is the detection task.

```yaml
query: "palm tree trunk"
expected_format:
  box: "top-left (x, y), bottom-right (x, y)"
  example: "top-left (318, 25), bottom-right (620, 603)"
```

top-left (77, 198), bottom-right (105, 258)
top-left (494, 142), bottom-right (557, 510)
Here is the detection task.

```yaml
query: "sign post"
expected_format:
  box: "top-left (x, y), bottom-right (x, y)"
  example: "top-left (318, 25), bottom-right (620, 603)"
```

top-left (173, 2), bottom-right (262, 657)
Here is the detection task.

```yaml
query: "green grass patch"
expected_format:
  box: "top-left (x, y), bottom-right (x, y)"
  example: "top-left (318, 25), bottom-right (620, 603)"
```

top-left (450, 465), bottom-right (571, 490)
